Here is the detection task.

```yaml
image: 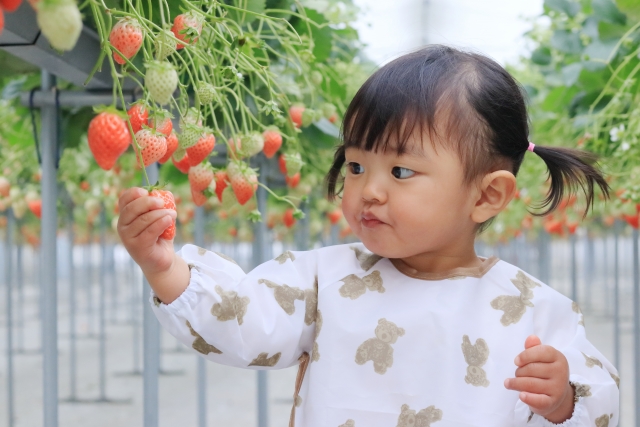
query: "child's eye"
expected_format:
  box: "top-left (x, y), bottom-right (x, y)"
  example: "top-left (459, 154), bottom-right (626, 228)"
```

top-left (347, 162), bottom-right (364, 175)
top-left (391, 167), bottom-right (415, 179)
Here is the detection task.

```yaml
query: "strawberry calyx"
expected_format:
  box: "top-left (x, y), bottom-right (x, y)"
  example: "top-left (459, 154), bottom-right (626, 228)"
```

top-left (93, 105), bottom-right (128, 120)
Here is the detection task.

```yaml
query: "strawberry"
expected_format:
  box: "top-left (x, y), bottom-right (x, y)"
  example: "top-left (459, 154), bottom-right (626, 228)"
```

top-left (187, 132), bottom-right (216, 166)
top-left (154, 29), bottom-right (176, 60)
top-left (37, 0), bottom-right (82, 51)
top-left (0, 176), bottom-right (10, 198)
top-left (214, 170), bottom-right (228, 202)
top-left (227, 136), bottom-right (242, 157)
top-left (88, 111), bottom-right (132, 170)
top-left (0, 0), bottom-right (22, 12)
top-left (150, 189), bottom-right (176, 240)
top-left (133, 129), bottom-right (167, 167)
top-left (171, 12), bottom-right (203, 49)
top-left (328, 113), bottom-right (338, 124)
top-left (149, 111), bottom-right (173, 136)
top-left (279, 154), bottom-right (287, 174)
top-left (321, 102), bottom-right (336, 119)
top-left (179, 123), bottom-right (202, 149)
top-left (285, 172), bottom-right (300, 188)
top-left (227, 161), bottom-right (257, 205)
top-left (197, 83), bottom-right (216, 104)
top-left (228, 226), bottom-right (237, 237)
top-left (283, 208), bottom-right (296, 228)
top-left (127, 103), bottom-right (148, 133)
top-left (289, 105), bottom-right (304, 128)
top-left (145, 61), bottom-right (178, 105)
top-left (262, 128), bottom-right (282, 158)
top-left (280, 152), bottom-right (303, 177)
top-left (327, 209), bottom-right (342, 224)
top-left (567, 221), bottom-right (579, 234)
top-left (0, 9), bottom-right (4, 34)
top-left (179, 107), bottom-right (203, 128)
top-left (109, 17), bottom-right (144, 65)
top-left (80, 181), bottom-right (90, 191)
top-left (191, 188), bottom-right (207, 206)
top-left (240, 132), bottom-right (264, 157)
top-left (159, 131), bottom-right (178, 164)
top-left (188, 163), bottom-right (214, 192)
top-left (28, 199), bottom-right (42, 219)
top-left (623, 213), bottom-right (639, 229)
top-left (172, 150), bottom-right (191, 173)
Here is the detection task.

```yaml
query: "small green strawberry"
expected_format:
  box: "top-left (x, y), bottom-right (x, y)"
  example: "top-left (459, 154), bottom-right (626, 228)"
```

top-left (310, 70), bottom-right (323, 85)
top-left (197, 83), bottom-right (217, 104)
top-left (145, 61), bottom-right (178, 105)
top-left (155, 29), bottom-right (177, 60)
top-left (283, 152), bottom-right (303, 177)
top-left (179, 123), bottom-right (202, 149)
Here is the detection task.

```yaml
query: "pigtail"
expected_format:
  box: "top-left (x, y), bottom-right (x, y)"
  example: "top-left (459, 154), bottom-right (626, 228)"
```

top-left (326, 145), bottom-right (346, 201)
top-left (530, 145), bottom-right (610, 218)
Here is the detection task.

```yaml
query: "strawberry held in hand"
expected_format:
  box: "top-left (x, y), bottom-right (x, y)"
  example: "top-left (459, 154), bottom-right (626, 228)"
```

top-left (109, 17), bottom-right (144, 65)
top-left (227, 161), bottom-right (257, 205)
top-left (88, 110), bottom-right (132, 170)
top-left (172, 12), bottom-right (203, 49)
top-left (149, 189), bottom-right (176, 240)
top-left (187, 131), bottom-right (215, 166)
top-left (133, 128), bottom-right (167, 167)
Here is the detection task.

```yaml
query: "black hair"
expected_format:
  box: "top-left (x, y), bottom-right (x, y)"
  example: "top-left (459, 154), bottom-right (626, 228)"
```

top-left (326, 45), bottom-right (610, 231)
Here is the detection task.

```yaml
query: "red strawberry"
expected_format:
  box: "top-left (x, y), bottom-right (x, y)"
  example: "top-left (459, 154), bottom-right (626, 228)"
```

top-left (623, 213), bottom-right (639, 229)
top-left (159, 131), bottom-right (178, 164)
top-left (80, 181), bottom-right (90, 191)
top-left (227, 161), bottom-right (257, 205)
top-left (172, 151), bottom-right (191, 173)
top-left (149, 113), bottom-right (173, 136)
top-left (109, 17), bottom-right (144, 65)
top-left (262, 128), bottom-right (282, 158)
top-left (127, 103), bottom-right (148, 133)
top-left (328, 113), bottom-right (338, 124)
top-left (214, 171), bottom-right (228, 202)
top-left (191, 188), bottom-right (207, 206)
top-left (567, 221), bottom-right (579, 234)
top-left (88, 111), bottom-right (132, 170)
top-left (283, 209), bottom-right (296, 228)
top-left (187, 132), bottom-right (216, 166)
top-left (1, 0), bottom-right (22, 12)
top-left (289, 105), bottom-right (304, 128)
top-left (188, 163), bottom-right (214, 192)
top-left (327, 209), bottom-right (342, 224)
top-left (279, 154), bottom-right (287, 174)
top-left (0, 176), bottom-right (10, 197)
top-left (171, 12), bottom-right (203, 49)
top-left (149, 189), bottom-right (176, 240)
top-left (28, 199), bottom-right (42, 219)
top-left (285, 172), bottom-right (300, 188)
top-left (133, 129), bottom-right (167, 167)
top-left (0, 9), bottom-right (4, 34)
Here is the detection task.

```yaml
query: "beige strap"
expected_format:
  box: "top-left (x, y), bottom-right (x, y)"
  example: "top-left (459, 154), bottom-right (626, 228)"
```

top-left (289, 352), bottom-right (310, 427)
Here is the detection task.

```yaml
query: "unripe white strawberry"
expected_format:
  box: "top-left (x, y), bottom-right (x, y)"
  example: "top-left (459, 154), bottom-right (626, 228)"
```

top-left (37, 0), bottom-right (83, 52)
top-left (155, 29), bottom-right (177, 60)
top-left (283, 152), bottom-right (303, 177)
top-left (197, 83), bottom-right (216, 104)
top-left (240, 132), bottom-right (264, 157)
top-left (145, 61), bottom-right (178, 105)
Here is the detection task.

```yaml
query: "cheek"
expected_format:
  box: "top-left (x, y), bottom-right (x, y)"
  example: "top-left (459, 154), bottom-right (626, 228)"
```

top-left (341, 181), bottom-right (360, 222)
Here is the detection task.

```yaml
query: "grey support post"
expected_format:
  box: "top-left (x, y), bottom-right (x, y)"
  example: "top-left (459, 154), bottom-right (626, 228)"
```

top-left (5, 209), bottom-right (15, 427)
top-left (67, 207), bottom-right (78, 400)
top-left (194, 206), bottom-right (208, 427)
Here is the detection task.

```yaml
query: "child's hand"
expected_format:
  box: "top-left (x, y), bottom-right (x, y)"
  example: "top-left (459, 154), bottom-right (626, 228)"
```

top-left (504, 335), bottom-right (575, 424)
top-left (117, 187), bottom-right (178, 277)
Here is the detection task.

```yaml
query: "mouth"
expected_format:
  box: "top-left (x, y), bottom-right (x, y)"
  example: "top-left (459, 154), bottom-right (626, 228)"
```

top-left (361, 212), bottom-right (385, 228)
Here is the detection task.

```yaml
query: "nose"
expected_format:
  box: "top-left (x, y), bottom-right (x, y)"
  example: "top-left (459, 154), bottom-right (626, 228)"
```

top-left (361, 173), bottom-right (386, 204)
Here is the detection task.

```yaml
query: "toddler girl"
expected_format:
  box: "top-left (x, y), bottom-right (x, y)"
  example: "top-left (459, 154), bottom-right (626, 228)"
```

top-left (118, 45), bottom-right (619, 427)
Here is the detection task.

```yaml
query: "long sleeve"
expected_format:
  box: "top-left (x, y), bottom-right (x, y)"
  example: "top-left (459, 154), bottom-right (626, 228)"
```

top-left (150, 244), bottom-right (319, 370)
top-left (513, 291), bottom-right (619, 426)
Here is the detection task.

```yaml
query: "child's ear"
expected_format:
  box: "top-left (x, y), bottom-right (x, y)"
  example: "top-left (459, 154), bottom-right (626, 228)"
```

top-left (471, 171), bottom-right (517, 224)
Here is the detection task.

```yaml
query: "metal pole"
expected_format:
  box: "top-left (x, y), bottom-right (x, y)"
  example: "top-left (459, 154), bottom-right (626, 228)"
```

top-left (132, 257), bottom-right (141, 374)
top-left (613, 223), bottom-right (620, 406)
top-left (40, 69), bottom-right (59, 427)
top-left (5, 209), bottom-right (15, 427)
top-left (633, 227), bottom-right (640, 425)
top-left (571, 233), bottom-right (577, 303)
top-left (194, 206), bottom-right (207, 427)
top-left (99, 207), bottom-right (107, 400)
top-left (68, 207), bottom-right (77, 400)
top-left (86, 227), bottom-right (95, 336)
top-left (143, 163), bottom-right (160, 427)
top-left (586, 234), bottom-right (594, 310)
top-left (16, 236), bottom-right (24, 352)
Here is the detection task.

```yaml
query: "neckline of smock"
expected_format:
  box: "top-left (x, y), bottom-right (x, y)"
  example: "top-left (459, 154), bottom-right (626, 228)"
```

top-left (389, 255), bottom-right (500, 281)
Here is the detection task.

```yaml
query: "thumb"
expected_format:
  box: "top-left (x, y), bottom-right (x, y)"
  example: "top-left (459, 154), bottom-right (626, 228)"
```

top-left (524, 335), bottom-right (541, 349)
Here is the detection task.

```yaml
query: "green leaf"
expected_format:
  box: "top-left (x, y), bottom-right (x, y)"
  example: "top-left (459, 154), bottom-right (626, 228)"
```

top-left (592, 0), bottom-right (626, 24)
top-left (551, 30), bottom-right (583, 54)
top-left (294, 9), bottom-right (332, 63)
top-left (617, 0), bottom-right (640, 21)
top-left (226, 0), bottom-right (267, 25)
top-left (584, 39), bottom-right (619, 62)
top-left (598, 21), bottom-right (629, 40)
top-left (561, 63), bottom-right (583, 85)
top-left (541, 86), bottom-right (580, 111)
top-left (531, 47), bottom-right (552, 65)
top-left (544, 0), bottom-right (580, 16)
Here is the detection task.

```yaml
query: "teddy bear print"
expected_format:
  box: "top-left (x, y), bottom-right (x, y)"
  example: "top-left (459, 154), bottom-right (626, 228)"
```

top-left (312, 309), bottom-right (323, 362)
top-left (339, 271), bottom-right (385, 300)
top-left (351, 246), bottom-right (382, 271)
top-left (610, 372), bottom-right (620, 388)
top-left (275, 250), bottom-right (296, 264)
top-left (258, 279), bottom-right (305, 315)
top-left (248, 351), bottom-right (281, 367)
top-left (186, 321), bottom-right (222, 355)
top-left (338, 420), bottom-right (355, 427)
top-left (596, 414), bottom-right (613, 427)
top-left (304, 276), bottom-right (318, 326)
top-left (572, 382), bottom-right (592, 399)
top-left (582, 352), bottom-right (603, 369)
top-left (396, 404), bottom-right (442, 427)
top-left (490, 270), bottom-right (541, 326)
top-left (213, 251), bottom-right (240, 266)
top-left (210, 285), bottom-right (250, 325)
top-left (572, 301), bottom-right (585, 326)
top-left (355, 318), bottom-right (405, 374)
top-left (461, 335), bottom-right (490, 387)
top-left (197, 246), bottom-right (207, 256)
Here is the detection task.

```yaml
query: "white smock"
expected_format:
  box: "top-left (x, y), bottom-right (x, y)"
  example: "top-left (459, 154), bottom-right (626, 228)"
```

top-left (151, 243), bottom-right (619, 427)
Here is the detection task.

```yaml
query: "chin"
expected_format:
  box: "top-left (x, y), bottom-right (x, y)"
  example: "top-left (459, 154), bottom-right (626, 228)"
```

top-left (357, 236), bottom-right (403, 259)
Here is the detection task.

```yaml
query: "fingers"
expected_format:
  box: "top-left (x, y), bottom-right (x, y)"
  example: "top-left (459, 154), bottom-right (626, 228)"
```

top-left (525, 334), bottom-right (541, 349)
top-left (515, 362), bottom-right (554, 379)
top-left (123, 208), bottom-right (176, 239)
top-left (138, 214), bottom-right (175, 243)
top-left (518, 392), bottom-right (554, 413)
top-left (504, 377), bottom-right (549, 395)
top-left (118, 187), bottom-right (147, 213)
top-left (515, 345), bottom-right (559, 367)
top-left (119, 193), bottom-right (166, 228)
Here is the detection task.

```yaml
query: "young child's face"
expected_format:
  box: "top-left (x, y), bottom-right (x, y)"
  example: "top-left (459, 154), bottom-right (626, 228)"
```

top-left (341, 130), bottom-right (480, 260)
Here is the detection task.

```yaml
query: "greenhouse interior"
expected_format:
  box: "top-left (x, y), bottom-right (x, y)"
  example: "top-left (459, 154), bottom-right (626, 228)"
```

top-left (0, 0), bottom-right (639, 426)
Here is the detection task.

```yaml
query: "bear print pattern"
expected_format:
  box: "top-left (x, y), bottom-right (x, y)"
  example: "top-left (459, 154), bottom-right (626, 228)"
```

top-left (490, 270), bottom-right (541, 326)
top-left (572, 382), bottom-right (592, 399)
top-left (355, 318), bottom-right (405, 374)
top-left (572, 301), bottom-right (585, 326)
top-left (249, 352), bottom-right (281, 367)
top-left (186, 320), bottom-right (222, 355)
top-left (339, 271), bottom-right (385, 300)
top-left (213, 251), bottom-right (240, 266)
top-left (197, 246), bottom-right (207, 256)
top-left (596, 414), bottom-right (612, 427)
top-left (610, 372), bottom-right (620, 388)
top-left (275, 251), bottom-right (296, 264)
top-left (461, 335), bottom-right (490, 387)
top-left (338, 420), bottom-right (355, 427)
top-left (210, 285), bottom-right (250, 325)
top-left (582, 352), bottom-right (603, 369)
top-left (396, 404), bottom-right (442, 427)
top-left (351, 246), bottom-right (383, 271)
top-left (304, 276), bottom-right (318, 326)
top-left (312, 309), bottom-right (323, 362)
top-left (258, 279), bottom-right (305, 315)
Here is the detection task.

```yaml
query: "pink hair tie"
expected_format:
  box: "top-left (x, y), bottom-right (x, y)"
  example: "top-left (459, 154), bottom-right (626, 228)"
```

top-left (527, 142), bottom-right (536, 152)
